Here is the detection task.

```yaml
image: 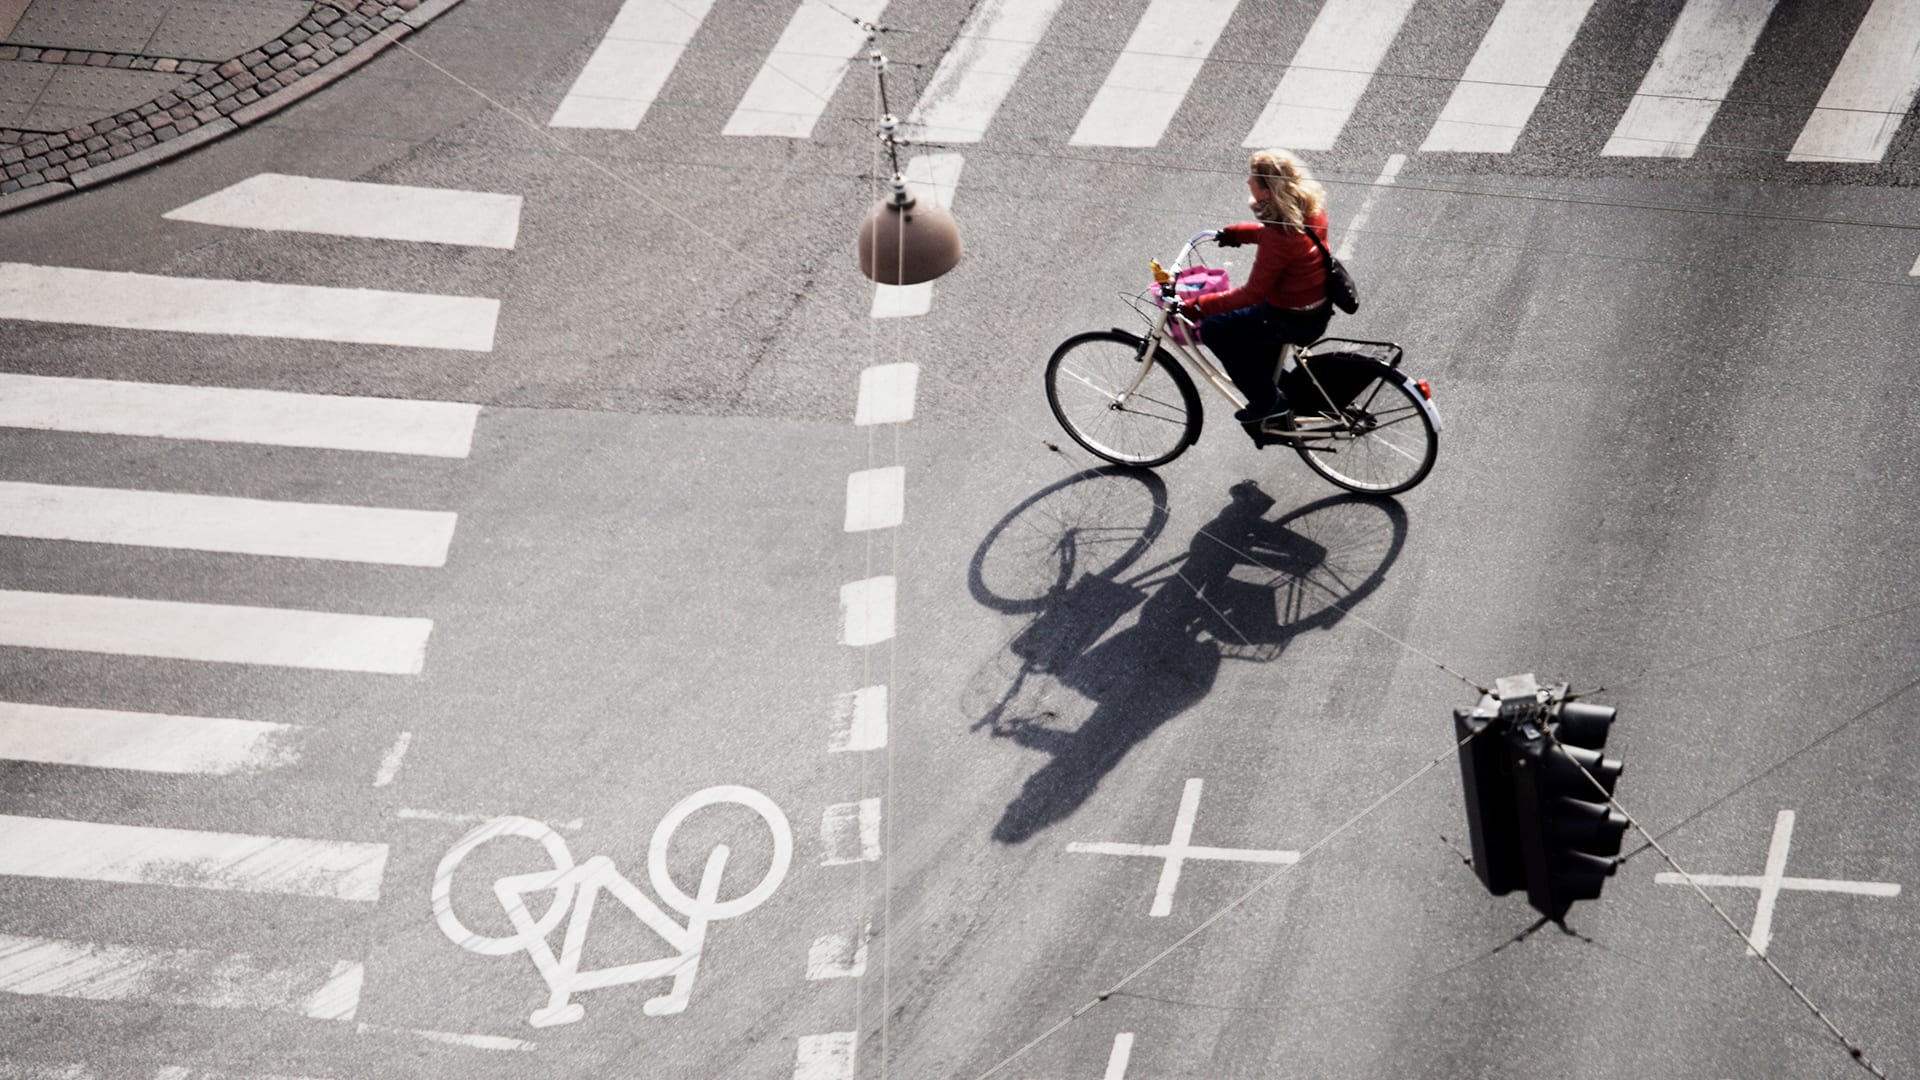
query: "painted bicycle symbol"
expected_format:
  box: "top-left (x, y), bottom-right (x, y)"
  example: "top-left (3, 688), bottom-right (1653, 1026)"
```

top-left (431, 785), bottom-right (792, 1028)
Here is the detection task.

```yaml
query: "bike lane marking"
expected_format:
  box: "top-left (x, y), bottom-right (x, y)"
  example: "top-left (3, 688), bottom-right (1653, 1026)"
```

top-left (429, 789), bottom-right (793, 1029)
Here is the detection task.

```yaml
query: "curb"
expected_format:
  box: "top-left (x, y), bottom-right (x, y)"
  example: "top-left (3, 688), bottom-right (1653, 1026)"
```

top-left (0, 0), bottom-right (467, 216)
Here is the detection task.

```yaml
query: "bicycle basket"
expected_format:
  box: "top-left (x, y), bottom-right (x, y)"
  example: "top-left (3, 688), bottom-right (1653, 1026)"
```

top-left (1156, 266), bottom-right (1231, 345)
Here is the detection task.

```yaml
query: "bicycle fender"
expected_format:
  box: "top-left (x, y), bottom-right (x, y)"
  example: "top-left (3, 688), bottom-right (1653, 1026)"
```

top-left (1383, 366), bottom-right (1443, 433)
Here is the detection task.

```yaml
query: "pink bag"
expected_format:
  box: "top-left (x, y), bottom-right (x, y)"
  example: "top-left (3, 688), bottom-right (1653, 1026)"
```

top-left (1158, 266), bottom-right (1231, 345)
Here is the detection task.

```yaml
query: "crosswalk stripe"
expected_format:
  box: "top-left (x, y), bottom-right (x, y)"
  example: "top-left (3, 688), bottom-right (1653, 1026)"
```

top-left (0, 373), bottom-right (479, 457)
top-left (163, 174), bottom-right (523, 249)
top-left (1787, 0), bottom-right (1920, 163)
top-left (870, 153), bottom-right (964, 319)
top-left (1242, 0), bottom-right (1418, 151)
top-left (1070, 0), bottom-right (1240, 147)
top-left (0, 263), bottom-right (498, 352)
top-left (0, 701), bottom-right (301, 775)
top-left (0, 816), bottom-right (388, 901)
top-left (549, 0), bottom-right (717, 129)
top-left (0, 934), bottom-right (362, 1020)
top-left (0, 481), bottom-right (458, 566)
top-left (906, 0), bottom-right (1064, 142)
top-left (0, 590), bottom-right (433, 674)
top-left (1420, 0), bottom-right (1599, 153)
top-left (1602, 0), bottom-right (1776, 158)
top-left (723, 0), bottom-right (889, 139)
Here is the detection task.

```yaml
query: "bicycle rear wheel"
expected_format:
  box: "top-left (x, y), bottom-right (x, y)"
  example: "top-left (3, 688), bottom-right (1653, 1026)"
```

top-left (1291, 365), bottom-right (1437, 495)
top-left (1046, 331), bottom-right (1202, 468)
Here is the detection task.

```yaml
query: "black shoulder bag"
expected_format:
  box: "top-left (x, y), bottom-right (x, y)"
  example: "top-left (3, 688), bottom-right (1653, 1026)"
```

top-left (1304, 226), bottom-right (1360, 314)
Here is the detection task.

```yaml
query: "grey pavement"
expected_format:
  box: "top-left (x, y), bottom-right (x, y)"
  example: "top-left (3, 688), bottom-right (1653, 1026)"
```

top-left (0, 0), bottom-right (464, 211)
top-left (1, 0), bottom-right (1918, 1077)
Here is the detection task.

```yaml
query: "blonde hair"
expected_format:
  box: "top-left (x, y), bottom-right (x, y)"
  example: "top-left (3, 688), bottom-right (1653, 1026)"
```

top-left (1248, 148), bottom-right (1325, 231)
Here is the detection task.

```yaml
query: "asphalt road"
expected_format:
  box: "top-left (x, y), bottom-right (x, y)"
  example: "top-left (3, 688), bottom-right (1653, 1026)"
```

top-left (2, 0), bottom-right (1918, 1077)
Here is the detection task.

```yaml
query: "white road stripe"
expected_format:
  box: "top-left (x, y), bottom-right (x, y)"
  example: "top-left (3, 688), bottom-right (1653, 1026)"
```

top-left (0, 701), bottom-right (300, 775)
top-left (0, 373), bottom-right (479, 458)
top-left (804, 925), bottom-right (868, 979)
top-left (0, 815), bottom-right (387, 901)
top-left (548, 0), bottom-right (716, 129)
top-left (906, 0), bottom-right (1064, 142)
top-left (828, 685), bottom-right (887, 752)
top-left (1065, 841), bottom-right (1301, 865)
top-left (0, 481), bottom-right (458, 567)
top-left (1910, 252), bottom-right (1920, 276)
top-left (395, 808), bottom-right (584, 831)
top-left (1243, 0), bottom-right (1418, 151)
top-left (853, 363), bottom-right (917, 425)
top-left (870, 154), bottom-right (965, 319)
top-left (1746, 808), bottom-right (1794, 956)
top-left (0, 590), bottom-right (433, 674)
top-left (0, 934), bottom-right (362, 1020)
top-left (723, 0), bottom-right (889, 138)
top-left (844, 466), bottom-right (904, 532)
top-left (1601, 0), bottom-right (1776, 157)
top-left (1333, 153), bottom-right (1405, 262)
top-left (0, 264), bottom-right (498, 352)
top-left (792, 1032), bottom-right (857, 1080)
top-left (163, 174), bottom-right (523, 249)
top-left (1105, 1033), bottom-right (1136, 1080)
top-left (354, 1022), bottom-right (537, 1052)
top-left (1150, 778), bottom-right (1203, 917)
top-left (819, 799), bottom-right (881, 865)
top-left (1420, 0), bottom-right (1599, 153)
top-left (1070, 0), bottom-right (1240, 147)
top-left (1653, 872), bottom-right (1902, 896)
top-left (372, 731), bottom-right (413, 787)
top-left (1788, 0), bottom-right (1920, 163)
top-left (839, 577), bottom-right (896, 646)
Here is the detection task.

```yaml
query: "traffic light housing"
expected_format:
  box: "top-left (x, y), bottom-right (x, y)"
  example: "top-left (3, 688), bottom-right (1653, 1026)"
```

top-left (1454, 676), bottom-right (1628, 922)
top-left (1453, 702), bottom-right (1523, 895)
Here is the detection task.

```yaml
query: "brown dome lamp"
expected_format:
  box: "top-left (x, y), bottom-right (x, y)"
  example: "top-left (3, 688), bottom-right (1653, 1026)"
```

top-left (857, 48), bottom-right (961, 286)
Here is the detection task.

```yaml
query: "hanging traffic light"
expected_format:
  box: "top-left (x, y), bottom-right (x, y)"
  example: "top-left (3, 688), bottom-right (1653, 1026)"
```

top-left (1453, 676), bottom-right (1628, 923)
top-left (1453, 697), bottom-right (1524, 896)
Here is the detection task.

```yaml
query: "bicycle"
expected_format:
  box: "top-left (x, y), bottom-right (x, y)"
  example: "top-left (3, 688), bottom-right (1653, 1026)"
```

top-left (1044, 230), bottom-right (1443, 495)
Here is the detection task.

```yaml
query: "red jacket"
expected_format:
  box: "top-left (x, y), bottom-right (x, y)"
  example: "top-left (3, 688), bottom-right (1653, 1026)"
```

top-left (1192, 211), bottom-right (1330, 316)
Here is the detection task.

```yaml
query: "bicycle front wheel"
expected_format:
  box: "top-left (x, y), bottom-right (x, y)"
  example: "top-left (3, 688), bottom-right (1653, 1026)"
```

top-left (1045, 331), bottom-right (1202, 468)
top-left (1292, 369), bottom-right (1438, 495)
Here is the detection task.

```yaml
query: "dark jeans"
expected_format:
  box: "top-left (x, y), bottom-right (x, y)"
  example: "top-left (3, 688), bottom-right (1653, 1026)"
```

top-left (1200, 302), bottom-right (1332, 415)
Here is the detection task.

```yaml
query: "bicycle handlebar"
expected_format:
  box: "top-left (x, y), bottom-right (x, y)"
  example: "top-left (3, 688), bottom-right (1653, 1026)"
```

top-left (1173, 230), bottom-right (1220, 269)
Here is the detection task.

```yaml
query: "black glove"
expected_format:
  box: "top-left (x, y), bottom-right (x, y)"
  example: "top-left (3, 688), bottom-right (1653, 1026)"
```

top-left (1215, 230), bottom-right (1243, 248)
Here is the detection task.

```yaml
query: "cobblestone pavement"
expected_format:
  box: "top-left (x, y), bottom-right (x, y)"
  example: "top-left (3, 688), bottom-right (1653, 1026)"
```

top-left (0, 0), bottom-right (465, 213)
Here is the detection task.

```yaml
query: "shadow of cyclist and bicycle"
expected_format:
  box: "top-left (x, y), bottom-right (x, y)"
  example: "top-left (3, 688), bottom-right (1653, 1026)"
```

top-left (966, 468), bottom-right (1408, 844)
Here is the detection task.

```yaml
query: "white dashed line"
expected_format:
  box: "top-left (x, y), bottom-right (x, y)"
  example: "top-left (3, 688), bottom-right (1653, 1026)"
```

top-left (828, 686), bottom-right (888, 753)
top-left (792, 1031), bottom-right (857, 1079)
top-left (854, 363), bottom-right (919, 425)
top-left (819, 799), bottom-right (882, 865)
top-left (805, 925), bottom-right (869, 980)
top-left (1105, 1033), bottom-right (1136, 1079)
top-left (839, 577), bottom-right (897, 646)
top-left (844, 467), bottom-right (906, 532)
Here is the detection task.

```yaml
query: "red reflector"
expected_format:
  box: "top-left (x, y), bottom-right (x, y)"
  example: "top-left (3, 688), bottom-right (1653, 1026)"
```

top-left (1416, 379), bottom-right (1432, 400)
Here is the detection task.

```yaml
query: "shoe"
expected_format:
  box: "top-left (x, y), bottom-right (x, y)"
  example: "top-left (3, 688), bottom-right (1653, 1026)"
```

top-left (1234, 404), bottom-right (1290, 425)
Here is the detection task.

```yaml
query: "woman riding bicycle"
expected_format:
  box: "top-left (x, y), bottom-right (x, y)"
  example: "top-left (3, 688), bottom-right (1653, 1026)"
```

top-left (1177, 148), bottom-right (1333, 441)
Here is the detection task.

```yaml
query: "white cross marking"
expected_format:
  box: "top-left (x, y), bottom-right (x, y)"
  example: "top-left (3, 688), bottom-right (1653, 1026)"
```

top-left (1067, 779), bottom-right (1298, 917)
top-left (1654, 809), bottom-right (1901, 956)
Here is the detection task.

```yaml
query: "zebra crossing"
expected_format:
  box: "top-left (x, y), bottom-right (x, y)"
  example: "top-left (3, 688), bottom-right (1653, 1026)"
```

top-left (549, 0), bottom-right (1920, 168)
top-left (0, 175), bottom-right (513, 1076)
